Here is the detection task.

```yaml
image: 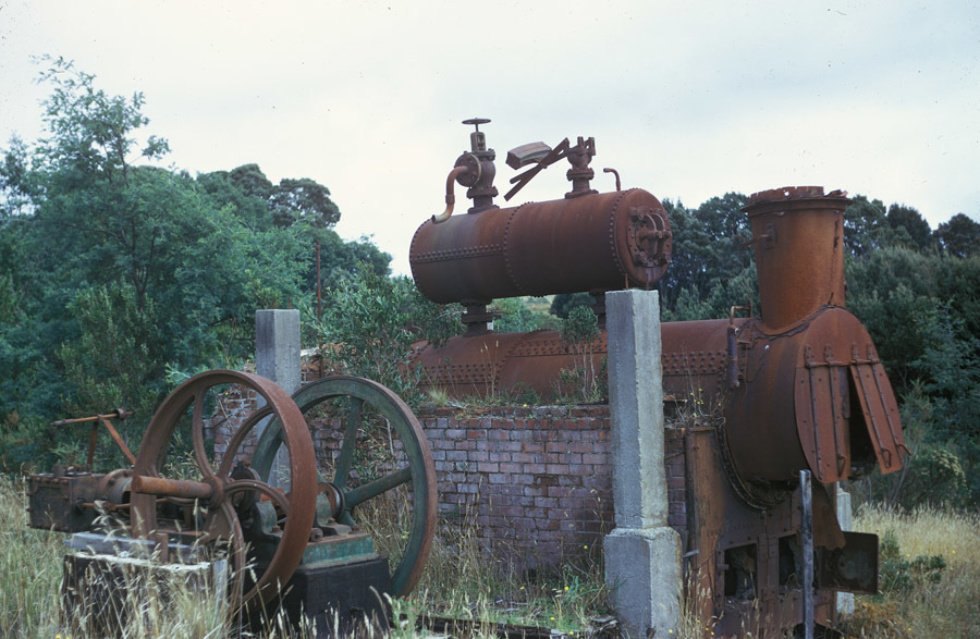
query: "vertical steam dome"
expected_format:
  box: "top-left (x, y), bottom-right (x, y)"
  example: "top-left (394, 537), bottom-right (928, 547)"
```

top-left (410, 189), bottom-right (672, 304)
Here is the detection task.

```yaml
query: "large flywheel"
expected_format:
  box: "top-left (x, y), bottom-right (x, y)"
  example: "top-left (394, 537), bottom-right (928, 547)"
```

top-left (252, 375), bottom-right (437, 596)
top-left (129, 370), bottom-right (319, 608)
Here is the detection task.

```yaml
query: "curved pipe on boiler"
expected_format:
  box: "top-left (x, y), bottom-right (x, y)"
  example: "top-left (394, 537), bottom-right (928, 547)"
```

top-left (431, 166), bottom-right (470, 223)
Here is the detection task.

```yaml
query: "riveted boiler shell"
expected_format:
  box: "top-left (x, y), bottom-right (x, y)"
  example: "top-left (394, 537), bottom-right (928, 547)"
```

top-left (410, 189), bottom-right (672, 304)
top-left (725, 307), bottom-right (905, 485)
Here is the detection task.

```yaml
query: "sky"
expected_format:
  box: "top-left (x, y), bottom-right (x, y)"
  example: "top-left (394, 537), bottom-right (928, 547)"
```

top-left (1, 0), bottom-right (978, 275)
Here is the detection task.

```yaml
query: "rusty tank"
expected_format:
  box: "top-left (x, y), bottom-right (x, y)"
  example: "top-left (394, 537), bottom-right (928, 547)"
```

top-left (410, 120), bottom-right (671, 316)
top-left (410, 120), bottom-right (907, 637)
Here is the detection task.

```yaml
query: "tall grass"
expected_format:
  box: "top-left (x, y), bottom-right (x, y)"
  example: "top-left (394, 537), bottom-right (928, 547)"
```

top-left (0, 477), bottom-right (65, 638)
top-left (1, 477), bottom-right (611, 638)
top-left (838, 504), bottom-right (980, 639)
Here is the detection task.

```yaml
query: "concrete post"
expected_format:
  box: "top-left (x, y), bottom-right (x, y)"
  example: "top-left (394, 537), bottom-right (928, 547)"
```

top-left (256, 309), bottom-right (302, 395)
top-left (836, 483), bottom-right (855, 615)
top-left (602, 290), bottom-right (682, 638)
top-left (255, 309), bottom-right (302, 487)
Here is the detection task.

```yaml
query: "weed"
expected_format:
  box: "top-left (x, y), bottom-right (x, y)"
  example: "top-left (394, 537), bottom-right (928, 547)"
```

top-left (838, 504), bottom-right (980, 638)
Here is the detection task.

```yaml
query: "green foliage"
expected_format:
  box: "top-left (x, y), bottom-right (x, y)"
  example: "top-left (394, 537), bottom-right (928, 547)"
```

top-left (493, 297), bottom-right (559, 333)
top-left (655, 193), bottom-right (751, 312)
top-left (57, 282), bottom-right (164, 468)
top-left (549, 292), bottom-right (594, 320)
top-left (0, 59), bottom-right (395, 471)
top-left (556, 306), bottom-right (604, 403)
top-left (935, 213), bottom-right (980, 258)
top-left (844, 195), bottom-right (890, 257)
top-left (878, 528), bottom-right (946, 594)
top-left (887, 203), bottom-right (933, 251)
top-left (316, 269), bottom-right (462, 404)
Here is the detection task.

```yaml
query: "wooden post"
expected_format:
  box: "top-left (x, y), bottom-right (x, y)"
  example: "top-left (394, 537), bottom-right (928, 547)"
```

top-left (801, 469), bottom-right (814, 639)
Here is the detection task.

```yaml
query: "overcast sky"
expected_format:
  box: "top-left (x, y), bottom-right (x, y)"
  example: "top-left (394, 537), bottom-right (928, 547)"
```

top-left (2, 0), bottom-right (978, 274)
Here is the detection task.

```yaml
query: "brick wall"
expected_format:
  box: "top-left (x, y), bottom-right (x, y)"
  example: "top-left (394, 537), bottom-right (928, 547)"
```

top-left (212, 388), bottom-right (688, 573)
top-left (419, 405), bottom-right (687, 572)
top-left (209, 386), bottom-right (262, 461)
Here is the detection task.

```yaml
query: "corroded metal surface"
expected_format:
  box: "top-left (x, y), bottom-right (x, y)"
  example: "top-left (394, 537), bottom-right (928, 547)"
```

top-left (743, 186), bottom-right (850, 332)
top-left (257, 375), bottom-right (438, 597)
top-left (413, 186), bottom-right (905, 490)
top-left (411, 179), bottom-right (906, 636)
top-left (130, 369), bottom-right (319, 608)
top-left (411, 188), bottom-right (672, 304)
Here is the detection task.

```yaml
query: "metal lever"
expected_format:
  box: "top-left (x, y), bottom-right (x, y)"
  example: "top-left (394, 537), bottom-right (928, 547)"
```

top-left (504, 138), bottom-right (571, 201)
top-left (53, 408), bottom-right (136, 467)
top-left (506, 142), bottom-right (553, 169)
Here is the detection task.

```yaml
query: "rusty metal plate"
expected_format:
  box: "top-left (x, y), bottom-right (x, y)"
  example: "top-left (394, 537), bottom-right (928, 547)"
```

top-left (850, 362), bottom-right (906, 475)
top-left (816, 531), bottom-right (879, 594)
top-left (27, 471), bottom-right (103, 532)
top-left (794, 364), bottom-right (850, 484)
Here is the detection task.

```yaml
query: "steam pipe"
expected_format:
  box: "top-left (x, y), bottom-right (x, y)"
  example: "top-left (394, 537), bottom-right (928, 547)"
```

top-left (432, 166), bottom-right (469, 223)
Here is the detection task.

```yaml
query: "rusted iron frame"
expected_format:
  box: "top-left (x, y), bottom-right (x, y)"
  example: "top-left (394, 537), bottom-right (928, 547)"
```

top-left (869, 365), bottom-right (905, 459)
top-left (51, 409), bottom-right (135, 467)
top-left (129, 370), bottom-right (318, 608)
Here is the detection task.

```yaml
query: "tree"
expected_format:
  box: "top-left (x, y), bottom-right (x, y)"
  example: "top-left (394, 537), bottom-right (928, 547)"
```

top-left (887, 204), bottom-right (932, 251)
top-left (843, 195), bottom-right (888, 257)
top-left (270, 177), bottom-right (340, 229)
top-left (935, 213), bottom-right (980, 258)
top-left (550, 292), bottom-right (594, 320)
top-left (34, 57), bottom-right (169, 186)
top-left (315, 271), bottom-right (461, 404)
top-left (0, 61), bottom-right (315, 436)
top-left (655, 193), bottom-right (753, 318)
top-left (196, 167), bottom-right (275, 231)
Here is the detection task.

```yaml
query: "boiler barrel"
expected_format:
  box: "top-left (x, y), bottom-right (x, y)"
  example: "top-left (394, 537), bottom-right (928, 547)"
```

top-left (410, 189), bottom-right (672, 304)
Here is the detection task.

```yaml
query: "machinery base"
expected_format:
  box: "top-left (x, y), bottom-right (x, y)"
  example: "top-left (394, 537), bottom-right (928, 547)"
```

top-left (247, 556), bottom-right (393, 638)
top-left (61, 550), bottom-right (223, 638)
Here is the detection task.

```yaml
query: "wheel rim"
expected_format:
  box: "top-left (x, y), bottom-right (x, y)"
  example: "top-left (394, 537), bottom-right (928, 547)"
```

top-left (252, 375), bottom-right (437, 596)
top-left (130, 369), bottom-right (318, 608)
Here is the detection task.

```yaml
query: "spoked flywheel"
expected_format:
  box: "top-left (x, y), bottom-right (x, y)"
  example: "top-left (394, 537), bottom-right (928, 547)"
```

top-left (129, 370), bottom-right (318, 608)
top-left (252, 375), bottom-right (437, 596)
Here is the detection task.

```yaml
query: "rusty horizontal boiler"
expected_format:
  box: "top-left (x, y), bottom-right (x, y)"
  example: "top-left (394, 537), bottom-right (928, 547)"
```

top-left (410, 119), bottom-right (671, 304)
top-left (411, 189), bottom-right (673, 303)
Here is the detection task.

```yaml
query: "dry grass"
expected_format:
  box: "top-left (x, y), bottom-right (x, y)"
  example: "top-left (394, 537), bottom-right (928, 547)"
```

top-left (1, 476), bottom-right (610, 638)
top-left (838, 504), bottom-right (980, 639)
top-left (1, 477), bottom-right (68, 638)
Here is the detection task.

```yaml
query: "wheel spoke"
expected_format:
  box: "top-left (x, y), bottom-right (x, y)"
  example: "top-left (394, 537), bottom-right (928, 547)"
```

top-left (192, 386), bottom-right (213, 476)
top-left (333, 396), bottom-right (363, 489)
top-left (345, 466), bottom-right (412, 509)
top-left (132, 369), bottom-right (318, 609)
top-left (216, 406), bottom-right (273, 478)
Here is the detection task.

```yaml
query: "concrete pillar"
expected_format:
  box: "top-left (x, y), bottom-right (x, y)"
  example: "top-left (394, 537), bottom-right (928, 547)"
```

top-left (255, 309), bottom-right (302, 487)
top-left (836, 484), bottom-right (855, 615)
top-left (603, 289), bottom-right (682, 638)
top-left (256, 309), bottom-right (302, 395)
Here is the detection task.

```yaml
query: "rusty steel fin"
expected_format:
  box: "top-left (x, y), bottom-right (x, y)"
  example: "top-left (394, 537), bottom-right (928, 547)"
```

top-left (849, 362), bottom-right (906, 475)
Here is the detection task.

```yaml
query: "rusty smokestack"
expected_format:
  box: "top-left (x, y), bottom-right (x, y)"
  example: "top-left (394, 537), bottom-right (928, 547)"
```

top-left (742, 186), bottom-right (850, 332)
